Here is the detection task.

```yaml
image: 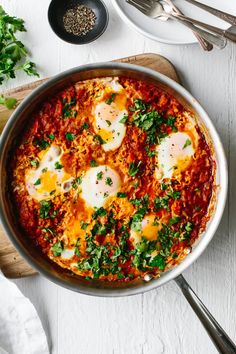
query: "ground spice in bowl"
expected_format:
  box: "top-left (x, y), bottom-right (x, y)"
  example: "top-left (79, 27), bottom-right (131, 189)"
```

top-left (63, 5), bottom-right (96, 36)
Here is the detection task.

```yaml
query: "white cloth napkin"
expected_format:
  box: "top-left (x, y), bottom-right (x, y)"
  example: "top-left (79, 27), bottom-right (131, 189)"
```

top-left (0, 272), bottom-right (49, 354)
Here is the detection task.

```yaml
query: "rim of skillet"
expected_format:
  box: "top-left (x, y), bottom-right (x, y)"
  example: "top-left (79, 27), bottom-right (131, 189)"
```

top-left (0, 62), bottom-right (228, 297)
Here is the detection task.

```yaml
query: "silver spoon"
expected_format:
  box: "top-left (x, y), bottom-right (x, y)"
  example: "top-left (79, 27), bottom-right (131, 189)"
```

top-left (162, 0), bottom-right (213, 51)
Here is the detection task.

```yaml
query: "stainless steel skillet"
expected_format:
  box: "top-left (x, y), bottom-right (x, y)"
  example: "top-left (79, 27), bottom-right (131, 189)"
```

top-left (0, 63), bottom-right (234, 353)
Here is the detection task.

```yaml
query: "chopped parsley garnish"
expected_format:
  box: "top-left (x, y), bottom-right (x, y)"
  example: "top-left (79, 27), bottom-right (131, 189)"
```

top-left (80, 221), bottom-right (89, 230)
top-left (54, 161), bottom-right (63, 169)
top-left (119, 114), bottom-right (128, 124)
top-left (81, 122), bottom-right (89, 130)
top-left (39, 200), bottom-right (52, 219)
top-left (130, 99), bottom-right (147, 112)
top-left (131, 99), bottom-right (165, 145)
top-left (154, 196), bottom-right (170, 211)
top-left (131, 208), bottom-right (146, 232)
top-left (34, 178), bottom-right (41, 186)
top-left (160, 182), bottom-right (168, 190)
top-left (74, 238), bottom-right (81, 256)
top-left (50, 189), bottom-right (56, 195)
top-left (30, 159), bottom-right (39, 168)
top-left (149, 254), bottom-right (165, 269)
top-left (97, 171), bottom-right (103, 180)
top-left (185, 221), bottom-right (193, 232)
top-left (132, 238), bottom-right (165, 270)
top-left (169, 216), bottom-right (181, 225)
top-left (71, 176), bottom-right (82, 189)
top-left (130, 194), bottom-right (149, 208)
top-left (94, 134), bottom-right (106, 145)
top-left (48, 133), bottom-right (55, 140)
top-left (105, 177), bottom-right (113, 186)
top-left (145, 146), bottom-right (157, 157)
top-left (167, 189), bottom-right (181, 199)
top-left (33, 138), bottom-right (50, 151)
top-left (105, 120), bottom-right (111, 127)
top-left (90, 160), bottom-right (98, 167)
top-left (41, 227), bottom-right (55, 236)
top-left (105, 93), bottom-right (117, 105)
top-left (183, 139), bottom-right (192, 149)
top-left (128, 161), bottom-right (142, 177)
top-left (51, 241), bottom-right (63, 257)
top-left (117, 192), bottom-right (127, 198)
top-left (92, 207), bottom-right (107, 219)
top-left (166, 116), bottom-right (178, 132)
top-left (0, 95), bottom-right (17, 109)
top-left (62, 97), bottom-right (77, 118)
top-left (65, 132), bottom-right (76, 141)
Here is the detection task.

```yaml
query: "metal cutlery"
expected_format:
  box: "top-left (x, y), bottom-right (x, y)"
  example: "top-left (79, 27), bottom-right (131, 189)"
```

top-left (175, 13), bottom-right (236, 44)
top-left (183, 0), bottom-right (236, 26)
top-left (126, 0), bottom-right (227, 49)
top-left (163, 0), bottom-right (213, 51)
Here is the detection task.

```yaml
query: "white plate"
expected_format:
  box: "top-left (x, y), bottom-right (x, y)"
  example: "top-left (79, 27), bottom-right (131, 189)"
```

top-left (111, 0), bottom-right (236, 44)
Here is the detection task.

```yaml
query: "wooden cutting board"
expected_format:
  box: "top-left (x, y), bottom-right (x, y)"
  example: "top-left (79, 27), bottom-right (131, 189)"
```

top-left (0, 53), bottom-right (180, 278)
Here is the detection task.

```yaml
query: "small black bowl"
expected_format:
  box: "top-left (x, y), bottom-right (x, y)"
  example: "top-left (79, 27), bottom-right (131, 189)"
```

top-left (48, 0), bottom-right (109, 44)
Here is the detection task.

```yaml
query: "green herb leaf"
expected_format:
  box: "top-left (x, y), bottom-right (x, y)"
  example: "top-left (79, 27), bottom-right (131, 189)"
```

top-left (0, 95), bottom-right (17, 109)
top-left (119, 114), bottom-right (128, 124)
top-left (62, 98), bottom-right (77, 118)
top-left (48, 133), bottom-right (55, 140)
top-left (33, 139), bottom-right (50, 151)
top-left (166, 116), bottom-right (177, 132)
top-left (94, 134), bottom-right (106, 145)
top-left (169, 216), bottom-right (181, 225)
top-left (131, 208), bottom-right (146, 232)
top-left (39, 200), bottom-right (52, 219)
top-left (34, 178), bottom-right (41, 186)
top-left (41, 227), bottom-right (55, 236)
top-left (105, 120), bottom-right (111, 127)
top-left (80, 221), bottom-right (89, 230)
top-left (65, 132), bottom-right (76, 141)
top-left (154, 196), bottom-right (170, 211)
top-left (30, 159), bottom-right (39, 168)
top-left (51, 241), bottom-right (63, 257)
top-left (81, 122), bottom-right (89, 130)
top-left (117, 192), bottom-right (127, 198)
top-left (128, 161), bottom-right (142, 177)
top-left (183, 139), bottom-right (192, 149)
top-left (97, 171), bottom-right (103, 180)
top-left (74, 238), bottom-right (81, 256)
top-left (105, 93), bottom-right (117, 105)
top-left (92, 207), bottom-right (107, 219)
top-left (54, 161), bottom-right (63, 169)
top-left (0, 7), bottom-right (39, 85)
top-left (149, 254), bottom-right (165, 270)
top-left (167, 189), bottom-right (181, 199)
top-left (105, 177), bottom-right (113, 186)
top-left (90, 160), bottom-right (98, 167)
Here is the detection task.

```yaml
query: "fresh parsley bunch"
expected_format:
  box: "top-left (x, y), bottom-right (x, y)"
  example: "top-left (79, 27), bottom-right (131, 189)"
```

top-left (0, 5), bottom-right (39, 85)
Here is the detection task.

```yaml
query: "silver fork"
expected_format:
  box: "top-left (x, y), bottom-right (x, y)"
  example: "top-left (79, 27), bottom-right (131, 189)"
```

top-left (126, 0), bottom-right (227, 49)
top-left (163, 0), bottom-right (213, 51)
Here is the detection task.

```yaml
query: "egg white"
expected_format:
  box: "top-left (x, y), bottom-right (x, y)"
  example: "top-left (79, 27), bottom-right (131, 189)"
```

top-left (81, 165), bottom-right (121, 208)
top-left (26, 145), bottom-right (73, 201)
top-left (93, 79), bottom-right (128, 152)
top-left (156, 132), bottom-right (195, 179)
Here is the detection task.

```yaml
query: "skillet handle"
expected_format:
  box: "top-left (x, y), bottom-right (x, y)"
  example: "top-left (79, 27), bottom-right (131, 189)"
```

top-left (175, 274), bottom-right (236, 354)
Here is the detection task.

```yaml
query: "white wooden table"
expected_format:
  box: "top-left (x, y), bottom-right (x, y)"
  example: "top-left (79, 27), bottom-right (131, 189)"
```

top-left (1, 1), bottom-right (236, 353)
